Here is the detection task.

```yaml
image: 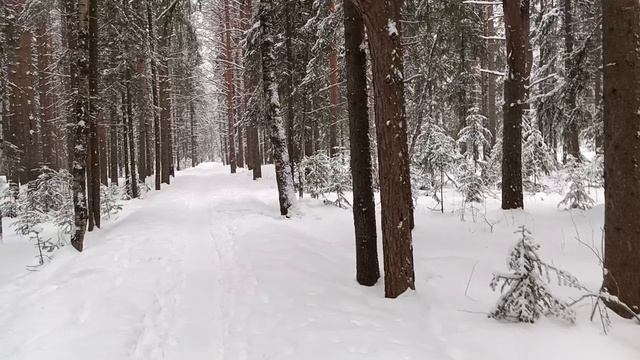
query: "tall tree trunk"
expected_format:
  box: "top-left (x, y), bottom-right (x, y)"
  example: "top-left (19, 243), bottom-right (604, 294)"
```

top-left (563, 0), bottom-right (580, 161)
top-left (260, 0), bottom-right (295, 216)
top-left (126, 67), bottom-right (138, 198)
top-left (37, 17), bottom-right (57, 168)
top-left (71, 0), bottom-right (94, 252)
top-left (602, 0), bottom-right (640, 318)
top-left (224, 0), bottom-right (237, 173)
top-left (328, 0), bottom-right (339, 157)
top-left (486, 5), bottom-right (497, 146)
top-left (190, 101), bottom-right (197, 166)
top-left (147, 3), bottom-right (161, 190)
top-left (501, 0), bottom-right (529, 210)
top-left (242, 0), bottom-right (261, 179)
top-left (344, 0), bottom-right (379, 287)
top-left (351, 0), bottom-right (415, 298)
top-left (98, 116), bottom-right (108, 186)
top-left (109, 107), bottom-right (119, 185)
top-left (88, 0), bottom-right (100, 229)
top-left (121, 92), bottom-right (131, 196)
top-left (136, 57), bottom-right (148, 183)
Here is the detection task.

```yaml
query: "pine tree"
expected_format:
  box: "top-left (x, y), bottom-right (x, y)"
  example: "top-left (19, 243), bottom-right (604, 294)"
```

top-left (490, 226), bottom-right (581, 323)
top-left (522, 118), bottom-right (555, 191)
top-left (558, 156), bottom-right (594, 210)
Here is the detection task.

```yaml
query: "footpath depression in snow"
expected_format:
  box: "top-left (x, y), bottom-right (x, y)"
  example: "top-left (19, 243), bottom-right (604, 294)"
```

top-left (0, 163), bottom-right (638, 360)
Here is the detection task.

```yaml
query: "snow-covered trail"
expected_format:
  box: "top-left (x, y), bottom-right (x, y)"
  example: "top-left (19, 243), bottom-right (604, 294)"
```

top-left (1, 163), bottom-right (639, 360)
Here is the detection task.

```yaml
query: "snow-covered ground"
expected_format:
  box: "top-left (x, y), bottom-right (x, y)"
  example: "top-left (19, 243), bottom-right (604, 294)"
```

top-left (0, 163), bottom-right (638, 360)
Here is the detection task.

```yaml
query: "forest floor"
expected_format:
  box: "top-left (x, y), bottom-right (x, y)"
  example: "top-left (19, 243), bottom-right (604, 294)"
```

top-left (0, 163), bottom-right (638, 360)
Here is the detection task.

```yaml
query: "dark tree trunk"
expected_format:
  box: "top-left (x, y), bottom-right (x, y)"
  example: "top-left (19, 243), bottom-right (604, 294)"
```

top-left (260, 0), bottom-right (294, 216)
top-left (109, 107), bottom-right (119, 185)
top-left (602, 0), bottom-right (640, 318)
top-left (501, 0), bottom-right (530, 210)
top-left (485, 5), bottom-right (497, 146)
top-left (190, 101), bottom-right (197, 166)
top-left (70, 0), bottom-right (94, 252)
top-left (37, 17), bottom-right (57, 168)
top-left (563, 0), bottom-right (580, 161)
top-left (88, 0), bottom-right (100, 230)
top-left (344, 0), bottom-right (380, 287)
top-left (328, 0), bottom-right (339, 157)
top-left (351, 0), bottom-right (416, 298)
top-left (98, 116), bottom-right (108, 186)
top-left (147, 3), bottom-right (161, 190)
top-left (224, 0), bottom-right (237, 173)
top-left (136, 57), bottom-right (148, 183)
top-left (126, 68), bottom-right (138, 198)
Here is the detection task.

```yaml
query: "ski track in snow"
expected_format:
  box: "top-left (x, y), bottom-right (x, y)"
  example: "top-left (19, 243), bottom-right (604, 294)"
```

top-left (0, 163), bottom-right (639, 360)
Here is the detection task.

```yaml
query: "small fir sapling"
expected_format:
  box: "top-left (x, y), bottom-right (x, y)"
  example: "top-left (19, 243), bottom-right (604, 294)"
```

top-left (300, 151), bottom-right (331, 199)
top-left (522, 118), bottom-right (556, 191)
top-left (300, 150), bottom-right (352, 208)
top-left (483, 137), bottom-right (502, 188)
top-left (101, 184), bottom-right (123, 218)
top-left (11, 167), bottom-right (73, 265)
top-left (457, 108), bottom-right (492, 164)
top-left (558, 156), bottom-right (595, 210)
top-left (0, 183), bottom-right (18, 218)
top-left (490, 226), bottom-right (583, 323)
top-left (325, 150), bottom-right (352, 208)
top-left (416, 122), bottom-right (460, 212)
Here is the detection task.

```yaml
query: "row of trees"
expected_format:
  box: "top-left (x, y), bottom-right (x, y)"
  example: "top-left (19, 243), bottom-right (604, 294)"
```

top-left (210, 0), bottom-right (639, 316)
top-left (0, 0), bottom-right (207, 251)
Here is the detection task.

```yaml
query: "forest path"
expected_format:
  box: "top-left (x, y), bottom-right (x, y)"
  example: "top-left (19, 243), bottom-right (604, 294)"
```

top-left (0, 163), bottom-right (282, 360)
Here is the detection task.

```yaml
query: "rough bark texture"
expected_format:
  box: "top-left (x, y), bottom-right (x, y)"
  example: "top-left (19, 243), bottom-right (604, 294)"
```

top-left (126, 68), bottom-right (138, 198)
top-left (344, 0), bottom-right (380, 287)
top-left (88, 0), bottom-right (100, 229)
top-left (136, 57), bottom-right (148, 182)
top-left (109, 107), bottom-right (119, 185)
top-left (563, 0), bottom-right (580, 161)
top-left (328, 0), bottom-right (339, 157)
top-left (501, 0), bottom-right (529, 210)
top-left (260, 0), bottom-right (295, 216)
top-left (351, 0), bottom-right (415, 298)
top-left (243, 0), bottom-right (262, 180)
top-left (224, 0), bottom-right (237, 174)
top-left (147, 4), bottom-right (161, 190)
top-left (486, 5), bottom-right (497, 146)
top-left (37, 18), bottom-right (57, 168)
top-left (71, 0), bottom-right (92, 252)
top-left (602, 0), bottom-right (640, 318)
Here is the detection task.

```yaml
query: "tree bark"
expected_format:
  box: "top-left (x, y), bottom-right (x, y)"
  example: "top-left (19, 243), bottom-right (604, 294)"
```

top-left (88, 0), bottom-right (100, 229)
top-left (328, 0), bottom-right (339, 157)
top-left (344, 0), bottom-right (380, 287)
top-left (37, 17), bottom-right (57, 168)
top-left (147, 3), bottom-right (161, 190)
top-left (260, 0), bottom-right (295, 216)
top-left (70, 0), bottom-right (94, 252)
top-left (224, 0), bottom-right (237, 174)
top-left (501, 0), bottom-right (529, 210)
top-left (350, 0), bottom-right (415, 298)
top-left (486, 5), bottom-right (497, 146)
top-left (563, 0), bottom-right (580, 161)
top-left (602, 0), bottom-right (640, 318)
